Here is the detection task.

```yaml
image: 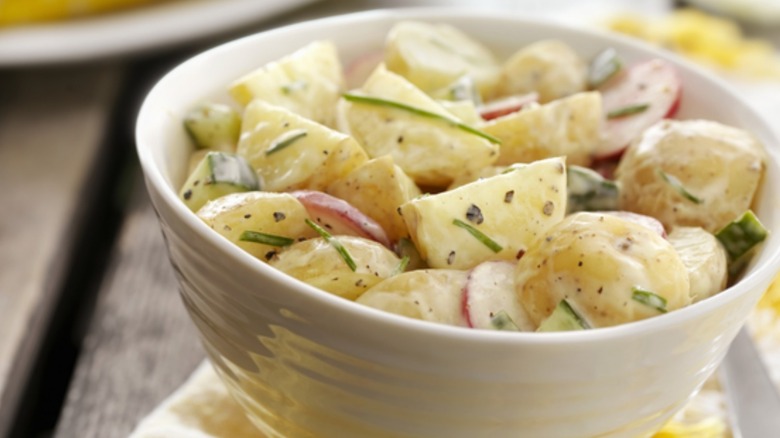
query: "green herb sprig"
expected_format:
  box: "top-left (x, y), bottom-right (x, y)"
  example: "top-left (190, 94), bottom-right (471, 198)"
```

top-left (305, 219), bottom-right (357, 271)
top-left (343, 93), bottom-right (501, 144)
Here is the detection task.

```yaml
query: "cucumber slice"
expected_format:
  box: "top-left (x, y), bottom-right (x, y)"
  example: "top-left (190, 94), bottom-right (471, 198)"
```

top-left (567, 165), bottom-right (619, 213)
top-left (183, 103), bottom-right (241, 152)
top-left (716, 210), bottom-right (768, 261)
top-left (179, 151), bottom-right (259, 212)
top-left (537, 299), bottom-right (589, 332)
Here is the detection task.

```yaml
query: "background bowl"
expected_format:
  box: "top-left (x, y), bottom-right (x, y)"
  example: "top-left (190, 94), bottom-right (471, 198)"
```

top-left (136, 8), bottom-right (780, 437)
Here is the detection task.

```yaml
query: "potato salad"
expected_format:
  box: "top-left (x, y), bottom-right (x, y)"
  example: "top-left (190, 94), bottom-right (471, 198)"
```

top-left (178, 21), bottom-right (769, 332)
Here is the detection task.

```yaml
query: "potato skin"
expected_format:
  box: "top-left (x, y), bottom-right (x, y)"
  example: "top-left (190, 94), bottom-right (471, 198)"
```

top-left (615, 119), bottom-right (765, 233)
top-left (516, 212), bottom-right (691, 328)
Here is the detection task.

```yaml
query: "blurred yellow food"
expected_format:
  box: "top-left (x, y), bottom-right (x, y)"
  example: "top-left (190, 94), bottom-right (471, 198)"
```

top-left (758, 272), bottom-right (780, 315)
top-left (609, 9), bottom-right (780, 79)
top-left (0, 0), bottom-right (163, 25)
top-left (654, 417), bottom-right (728, 438)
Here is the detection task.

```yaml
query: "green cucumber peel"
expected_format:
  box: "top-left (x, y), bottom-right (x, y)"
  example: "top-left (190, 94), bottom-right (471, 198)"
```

top-left (716, 210), bottom-right (768, 261)
top-left (206, 152), bottom-right (260, 190)
top-left (567, 165), bottom-right (620, 213)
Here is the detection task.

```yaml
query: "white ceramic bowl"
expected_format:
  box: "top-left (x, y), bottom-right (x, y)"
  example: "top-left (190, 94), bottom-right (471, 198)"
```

top-left (137, 8), bottom-right (780, 438)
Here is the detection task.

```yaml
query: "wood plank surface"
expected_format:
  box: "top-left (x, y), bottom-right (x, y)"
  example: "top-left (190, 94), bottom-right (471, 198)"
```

top-left (0, 65), bottom-right (123, 436)
top-left (54, 180), bottom-right (205, 438)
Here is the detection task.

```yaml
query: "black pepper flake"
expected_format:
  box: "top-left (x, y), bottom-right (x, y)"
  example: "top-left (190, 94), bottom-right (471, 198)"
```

top-left (598, 286), bottom-right (603, 294)
top-left (193, 180), bottom-right (200, 186)
top-left (244, 214), bottom-right (252, 219)
top-left (447, 250), bottom-right (456, 265)
top-left (397, 207), bottom-right (403, 216)
top-left (504, 190), bottom-right (515, 203)
top-left (465, 204), bottom-right (484, 224)
top-left (355, 279), bottom-right (364, 287)
top-left (273, 212), bottom-right (286, 222)
top-left (542, 201), bottom-right (554, 216)
top-left (264, 250), bottom-right (277, 261)
top-left (578, 261), bottom-right (583, 267)
top-left (516, 249), bottom-right (525, 260)
top-left (397, 135), bottom-right (404, 143)
top-left (183, 189), bottom-right (192, 200)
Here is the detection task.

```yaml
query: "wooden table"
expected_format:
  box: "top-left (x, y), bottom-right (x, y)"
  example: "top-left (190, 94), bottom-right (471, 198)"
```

top-left (0, 2), bottom-right (499, 436)
top-left (1, 1), bottom-right (774, 437)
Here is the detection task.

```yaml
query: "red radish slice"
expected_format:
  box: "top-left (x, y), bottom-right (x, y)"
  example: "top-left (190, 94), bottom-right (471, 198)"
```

top-left (599, 211), bottom-right (667, 238)
top-left (477, 92), bottom-right (539, 121)
top-left (463, 260), bottom-right (534, 331)
top-left (345, 50), bottom-right (385, 89)
top-left (595, 59), bottom-right (682, 160)
top-left (291, 190), bottom-right (391, 248)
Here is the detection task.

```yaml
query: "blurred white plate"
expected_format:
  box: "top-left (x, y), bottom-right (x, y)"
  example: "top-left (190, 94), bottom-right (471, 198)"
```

top-left (0, 0), bottom-right (319, 66)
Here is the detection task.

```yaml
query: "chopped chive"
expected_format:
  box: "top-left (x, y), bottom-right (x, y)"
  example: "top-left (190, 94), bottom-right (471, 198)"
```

top-left (392, 255), bottom-right (410, 276)
top-left (658, 169), bottom-right (703, 204)
top-left (452, 218), bottom-right (503, 253)
top-left (490, 310), bottom-right (520, 331)
top-left (281, 80), bottom-right (307, 95)
top-left (607, 103), bottom-right (649, 119)
top-left (305, 218), bottom-right (357, 271)
top-left (537, 299), bottom-right (590, 331)
top-left (265, 130), bottom-right (307, 155)
top-left (716, 210), bottom-right (768, 261)
top-left (560, 299), bottom-right (590, 329)
top-left (239, 230), bottom-right (295, 247)
top-left (342, 93), bottom-right (501, 144)
top-left (588, 48), bottom-right (622, 88)
top-left (631, 287), bottom-right (668, 313)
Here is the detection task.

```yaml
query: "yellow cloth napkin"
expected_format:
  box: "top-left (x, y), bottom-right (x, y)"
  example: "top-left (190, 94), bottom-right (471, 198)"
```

top-left (129, 362), bottom-right (259, 438)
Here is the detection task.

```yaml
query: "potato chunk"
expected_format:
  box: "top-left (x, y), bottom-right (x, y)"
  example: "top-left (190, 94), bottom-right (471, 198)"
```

top-left (197, 192), bottom-right (316, 261)
top-left (229, 40), bottom-right (344, 127)
top-left (615, 119), bottom-right (765, 233)
top-left (357, 269), bottom-right (469, 326)
top-left (342, 65), bottom-right (499, 188)
top-left (238, 101), bottom-right (367, 192)
top-left (483, 92), bottom-right (602, 167)
top-left (270, 236), bottom-right (401, 301)
top-left (667, 226), bottom-right (727, 303)
top-left (400, 157), bottom-right (567, 270)
top-left (492, 40), bottom-right (586, 103)
top-left (516, 212), bottom-right (691, 328)
top-left (385, 21), bottom-right (500, 97)
top-left (327, 156), bottom-right (421, 243)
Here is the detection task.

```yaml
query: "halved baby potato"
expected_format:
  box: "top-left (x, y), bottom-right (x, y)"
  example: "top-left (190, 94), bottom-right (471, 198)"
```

top-left (270, 236), bottom-right (401, 301)
top-left (197, 191), bottom-right (316, 261)
top-left (400, 157), bottom-right (567, 270)
top-left (229, 40), bottom-right (344, 128)
top-left (483, 91), bottom-right (602, 167)
top-left (385, 21), bottom-right (501, 97)
top-left (342, 65), bottom-right (499, 188)
top-left (238, 101), bottom-right (367, 192)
